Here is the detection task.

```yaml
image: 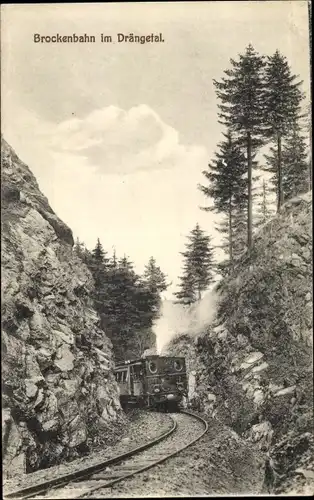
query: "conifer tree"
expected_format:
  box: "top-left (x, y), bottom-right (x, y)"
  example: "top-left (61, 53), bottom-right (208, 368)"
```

top-left (255, 179), bottom-right (275, 228)
top-left (199, 131), bottom-right (247, 265)
top-left (232, 204), bottom-right (248, 259)
top-left (175, 224), bottom-right (215, 303)
top-left (91, 238), bottom-right (108, 266)
top-left (83, 243), bottom-right (159, 361)
top-left (174, 263), bottom-right (196, 306)
top-left (282, 124), bottom-right (309, 200)
top-left (263, 50), bottom-right (305, 210)
top-left (213, 44), bottom-right (266, 250)
top-left (88, 239), bottom-right (110, 313)
top-left (143, 257), bottom-right (167, 294)
top-left (264, 124), bottom-right (309, 202)
top-left (110, 247), bottom-right (118, 268)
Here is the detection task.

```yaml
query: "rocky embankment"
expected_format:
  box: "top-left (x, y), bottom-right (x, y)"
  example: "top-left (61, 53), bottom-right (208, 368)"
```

top-left (166, 192), bottom-right (313, 495)
top-left (1, 138), bottom-right (124, 477)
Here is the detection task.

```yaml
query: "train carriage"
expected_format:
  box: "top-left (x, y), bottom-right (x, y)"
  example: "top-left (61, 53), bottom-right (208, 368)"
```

top-left (114, 355), bottom-right (188, 412)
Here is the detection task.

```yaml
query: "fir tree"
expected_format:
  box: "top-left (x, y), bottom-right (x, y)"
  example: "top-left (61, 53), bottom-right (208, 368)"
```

top-left (255, 179), bottom-right (275, 228)
top-left (143, 257), bottom-right (167, 294)
top-left (263, 146), bottom-right (278, 195)
top-left (89, 241), bottom-right (106, 309)
top-left (199, 131), bottom-right (247, 265)
top-left (263, 50), bottom-right (305, 210)
top-left (213, 45), bottom-right (266, 249)
top-left (174, 263), bottom-right (196, 306)
top-left (84, 244), bottom-right (159, 361)
top-left (232, 203), bottom-right (248, 259)
top-left (175, 224), bottom-right (215, 303)
top-left (110, 247), bottom-right (118, 268)
top-left (282, 124), bottom-right (309, 200)
top-left (91, 238), bottom-right (108, 266)
top-left (264, 124), bottom-right (309, 202)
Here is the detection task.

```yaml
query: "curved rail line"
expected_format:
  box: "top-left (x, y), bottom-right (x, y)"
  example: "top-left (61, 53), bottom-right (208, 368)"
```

top-left (5, 411), bottom-right (208, 500)
top-left (5, 416), bottom-right (177, 500)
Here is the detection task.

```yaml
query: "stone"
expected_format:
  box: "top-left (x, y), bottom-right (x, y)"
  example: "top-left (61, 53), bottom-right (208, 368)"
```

top-left (68, 415), bottom-right (81, 430)
top-left (33, 389), bottom-right (45, 408)
top-left (107, 404), bottom-right (117, 419)
top-left (36, 347), bottom-right (53, 369)
top-left (54, 345), bottom-right (75, 372)
top-left (9, 453), bottom-right (26, 476)
top-left (252, 362), bottom-right (269, 373)
top-left (25, 380), bottom-right (38, 399)
top-left (248, 420), bottom-right (273, 448)
top-left (53, 330), bottom-right (73, 347)
top-left (61, 379), bottom-right (79, 397)
top-left (243, 352), bottom-right (264, 365)
top-left (269, 383), bottom-right (284, 393)
top-left (68, 426), bottom-right (86, 448)
top-left (101, 407), bottom-right (109, 421)
top-left (253, 389), bottom-right (265, 405)
top-left (295, 468), bottom-right (314, 480)
top-left (2, 408), bottom-right (11, 426)
top-left (42, 419), bottom-right (58, 431)
top-left (274, 385), bottom-right (296, 397)
top-left (237, 334), bottom-right (249, 347)
top-left (207, 393), bottom-right (217, 402)
top-left (240, 361), bottom-right (253, 370)
top-left (218, 330), bottom-right (228, 340)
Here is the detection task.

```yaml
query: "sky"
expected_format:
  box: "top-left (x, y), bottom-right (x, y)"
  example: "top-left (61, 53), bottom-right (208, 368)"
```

top-left (1, 1), bottom-right (311, 298)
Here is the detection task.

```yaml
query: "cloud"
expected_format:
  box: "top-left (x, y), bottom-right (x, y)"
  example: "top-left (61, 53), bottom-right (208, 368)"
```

top-left (39, 104), bottom-right (207, 175)
top-left (2, 98), bottom-right (227, 303)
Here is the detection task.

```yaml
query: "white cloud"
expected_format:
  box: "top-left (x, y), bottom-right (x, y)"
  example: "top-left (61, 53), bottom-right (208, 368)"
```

top-left (35, 104), bottom-right (207, 175)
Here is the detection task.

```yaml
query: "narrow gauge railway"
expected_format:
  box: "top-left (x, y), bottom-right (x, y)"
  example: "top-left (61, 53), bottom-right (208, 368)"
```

top-left (5, 411), bottom-right (208, 500)
top-left (114, 355), bottom-right (189, 412)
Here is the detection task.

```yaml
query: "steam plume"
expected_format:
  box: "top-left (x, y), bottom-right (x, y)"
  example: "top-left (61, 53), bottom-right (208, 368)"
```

top-left (154, 290), bottom-right (219, 353)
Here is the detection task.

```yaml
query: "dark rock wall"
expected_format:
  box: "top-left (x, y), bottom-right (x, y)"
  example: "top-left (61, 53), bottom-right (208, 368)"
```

top-left (1, 138), bottom-right (124, 477)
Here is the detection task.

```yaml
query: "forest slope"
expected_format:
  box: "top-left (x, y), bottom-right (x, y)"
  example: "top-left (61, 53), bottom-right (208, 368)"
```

top-left (166, 191), bottom-right (313, 494)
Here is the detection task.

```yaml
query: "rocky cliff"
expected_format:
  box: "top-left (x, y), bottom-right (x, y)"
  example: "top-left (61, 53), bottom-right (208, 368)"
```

top-left (166, 192), bottom-right (313, 494)
top-left (1, 138), bottom-right (124, 477)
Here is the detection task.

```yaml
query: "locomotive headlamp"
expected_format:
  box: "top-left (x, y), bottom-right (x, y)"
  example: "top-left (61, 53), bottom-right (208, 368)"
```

top-left (148, 361), bottom-right (158, 374)
top-left (153, 385), bottom-right (160, 393)
top-left (174, 360), bottom-right (183, 371)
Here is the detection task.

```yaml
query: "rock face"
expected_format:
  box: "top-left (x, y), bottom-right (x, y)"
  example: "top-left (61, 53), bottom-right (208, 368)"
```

top-left (1, 138), bottom-right (123, 477)
top-left (166, 192), bottom-right (313, 494)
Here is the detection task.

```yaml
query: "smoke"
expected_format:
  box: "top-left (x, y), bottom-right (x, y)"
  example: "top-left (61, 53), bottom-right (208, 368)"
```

top-left (154, 290), bottom-right (219, 353)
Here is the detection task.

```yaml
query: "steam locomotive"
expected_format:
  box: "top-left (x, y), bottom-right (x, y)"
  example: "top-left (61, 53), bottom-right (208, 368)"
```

top-left (114, 355), bottom-right (188, 412)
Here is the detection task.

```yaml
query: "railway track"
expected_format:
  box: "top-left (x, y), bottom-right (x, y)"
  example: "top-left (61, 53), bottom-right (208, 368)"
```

top-left (5, 411), bottom-right (208, 500)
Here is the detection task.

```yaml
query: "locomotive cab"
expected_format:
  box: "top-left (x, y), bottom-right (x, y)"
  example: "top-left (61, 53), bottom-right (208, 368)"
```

top-left (114, 355), bottom-right (188, 412)
top-left (145, 355), bottom-right (187, 411)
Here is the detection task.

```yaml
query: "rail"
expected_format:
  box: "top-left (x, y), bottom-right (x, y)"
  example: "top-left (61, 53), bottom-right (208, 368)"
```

top-left (5, 410), bottom-right (208, 500)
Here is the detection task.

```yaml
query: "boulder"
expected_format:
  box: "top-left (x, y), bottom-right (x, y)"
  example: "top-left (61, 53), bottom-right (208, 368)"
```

top-left (54, 345), bottom-right (75, 372)
top-left (25, 380), bottom-right (38, 399)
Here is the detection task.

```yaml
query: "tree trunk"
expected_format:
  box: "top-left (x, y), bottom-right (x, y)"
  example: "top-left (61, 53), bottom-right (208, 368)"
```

top-left (228, 198), bottom-right (233, 264)
top-left (309, 137), bottom-right (312, 191)
top-left (247, 132), bottom-right (253, 250)
top-left (277, 134), bottom-right (284, 211)
top-left (308, 0), bottom-right (312, 191)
